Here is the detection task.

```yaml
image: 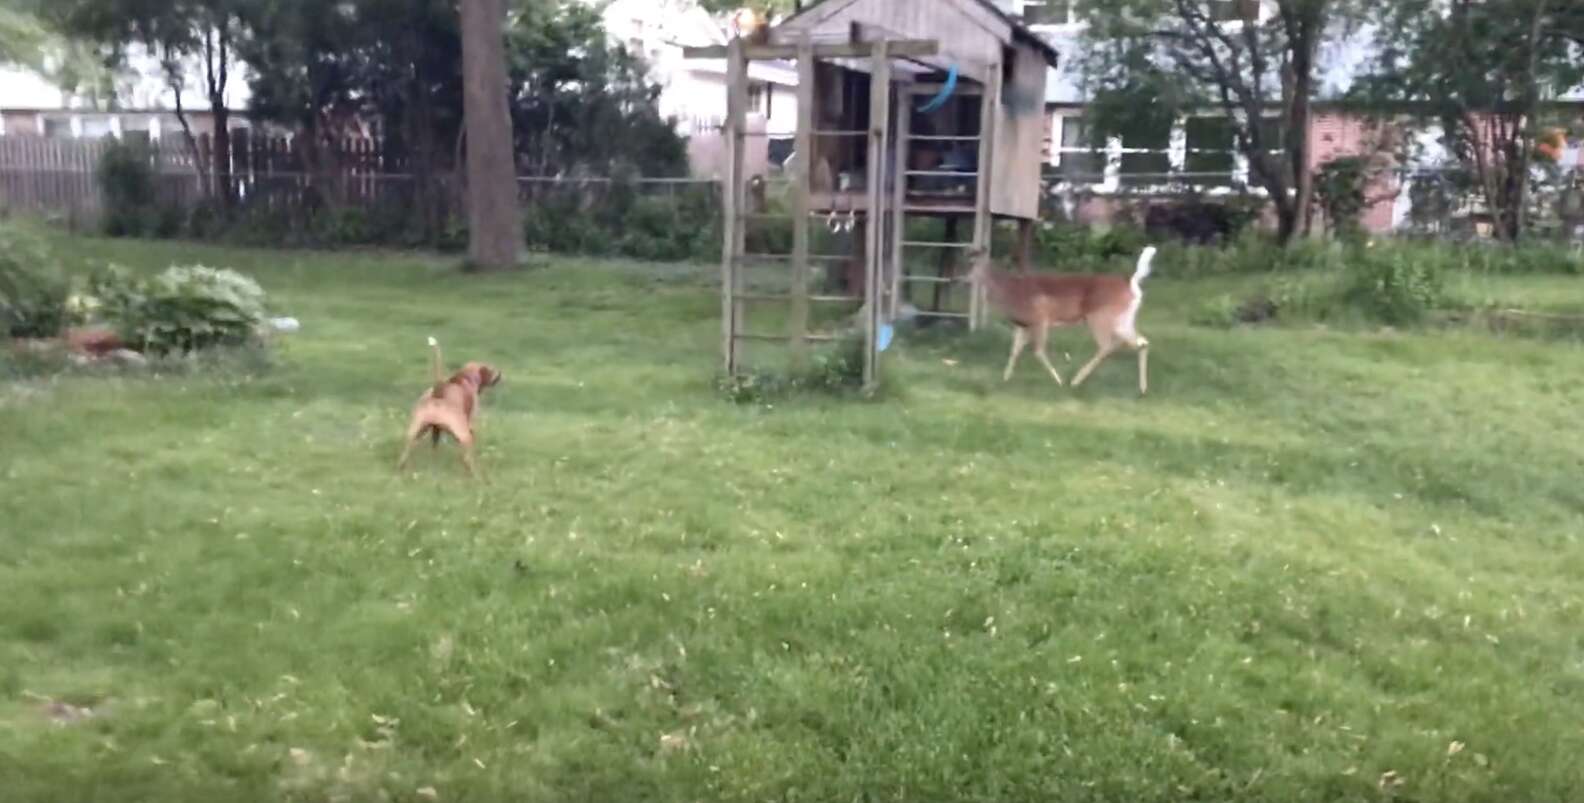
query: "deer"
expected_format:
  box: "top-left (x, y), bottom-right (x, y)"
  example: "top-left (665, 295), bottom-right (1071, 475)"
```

top-left (964, 245), bottom-right (1157, 395)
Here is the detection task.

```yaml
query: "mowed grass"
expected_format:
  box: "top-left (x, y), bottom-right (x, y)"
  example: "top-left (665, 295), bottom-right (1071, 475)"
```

top-left (3, 236), bottom-right (1584, 802)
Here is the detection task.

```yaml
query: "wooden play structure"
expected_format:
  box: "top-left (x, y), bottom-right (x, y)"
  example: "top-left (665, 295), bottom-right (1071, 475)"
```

top-left (687, 0), bottom-right (1060, 389)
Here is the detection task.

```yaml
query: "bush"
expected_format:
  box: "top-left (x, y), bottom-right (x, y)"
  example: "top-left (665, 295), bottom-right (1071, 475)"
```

top-left (1143, 197), bottom-right (1262, 245)
top-left (1314, 157), bottom-right (1369, 240)
top-left (93, 264), bottom-right (270, 354)
top-left (716, 336), bottom-right (874, 404)
top-left (0, 223), bottom-right (69, 338)
top-left (1344, 246), bottom-right (1444, 324)
top-left (97, 140), bottom-right (159, 237)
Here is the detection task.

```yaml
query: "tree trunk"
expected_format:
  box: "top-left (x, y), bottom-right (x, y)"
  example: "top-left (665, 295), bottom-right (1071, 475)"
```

top-left (459, 0), bottom-right (521, 270)
top-left (213, 106), bottom-right (232, 208)
top-left (412, 53), bottom-right (440, 244)
top-left (1287, 41), bottom-right (1316, 241)
top-left (204, 20), bottom-right (234, 210)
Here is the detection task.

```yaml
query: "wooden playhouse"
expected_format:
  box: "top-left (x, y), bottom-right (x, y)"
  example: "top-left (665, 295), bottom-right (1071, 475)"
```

top-left (688, 0), bottom-right (1060, 389)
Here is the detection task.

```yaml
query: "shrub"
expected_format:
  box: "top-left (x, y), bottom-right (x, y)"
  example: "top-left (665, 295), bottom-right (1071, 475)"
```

top-left (1345, 247), bottom-right (1444, 324)
top-left (1143, 197), bottom-right (1261, 245)
top-left (1314, 157), bottom-right (1369, 240)
top-left (97, 139), bottom-right (159, 237)
top-left (93, 264), bottom-right (270, 354)
top-left (0, 223), bottom-right (69, 338)
top-left (1189, 294), bottom-right (1246, 328)
top-left (717, 336), bottom-right (874, 404)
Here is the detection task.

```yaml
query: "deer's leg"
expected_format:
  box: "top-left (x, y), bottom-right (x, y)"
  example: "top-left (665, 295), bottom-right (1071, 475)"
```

top-left (1002, 326), bottom-right (1028, 381)
top-left (1031, 322), bottom-right (1065, 386)
top-left (1072, 324), bottom-right (1118, 388)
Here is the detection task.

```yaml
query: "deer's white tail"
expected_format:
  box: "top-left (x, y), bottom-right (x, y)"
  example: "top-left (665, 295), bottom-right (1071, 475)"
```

top-left (1131, 246), bottom-right (1157, 296)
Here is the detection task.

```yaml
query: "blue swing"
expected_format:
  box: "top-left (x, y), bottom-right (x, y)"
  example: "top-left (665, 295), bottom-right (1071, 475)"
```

top-left (916, 64), bottom-right (958, 113)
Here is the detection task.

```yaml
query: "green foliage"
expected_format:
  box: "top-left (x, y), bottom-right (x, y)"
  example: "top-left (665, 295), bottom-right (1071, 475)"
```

top-left (0, 223), bottom-right (68, 338)
top-left (1188, 293), bottom-right (1244, 328)
top-left (1354, 0), bottom-right (1584, 240)
top-left (1345, 246), bottom-right (1445, 324)
top-left (693, 0), bottom-right (798, 13)
top-left (91, 263), bottom-right (270, 354)
top-left (521, 185), bottom-right (718, 262)
top-left (96, 139), bottom-right (160, 237)
top-left (1190, 273), bottom-right (1342, 328)
top-left (0, 5), bottom-right (48, 67)
top-left (1073, 0), bottom-right (1363, 241)
top-left (507, 4), bottom-right (689, 177)
top-left (246, 0), bottom-right (688, 183)
top-left (1313, 157), bottom-right (1368, 239)
top-left (717, 337), bottom-right (874, 404)
top-left (1018, 222), bottom-right (1153, 271)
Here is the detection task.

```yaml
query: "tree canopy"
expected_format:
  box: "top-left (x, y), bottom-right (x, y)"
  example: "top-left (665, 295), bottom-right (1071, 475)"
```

top-left (1353, 0), bottom-right (1584, 240)
top-left (1075, 0), bottom-right (1368, 243)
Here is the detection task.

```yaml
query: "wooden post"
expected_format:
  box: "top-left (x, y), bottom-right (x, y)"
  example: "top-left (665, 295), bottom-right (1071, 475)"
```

top-left (720, 38), bottom-right (748, 375)
top-left (1016, 218), bottom-right (1035, 272)
top-left (970, 64), bottom-right (1001, 331)
top-left (933, 216), bottom-right (959, 314)
top-left (789, 35), bottom-right (815, 365)
top-left (863, 41), bottom-right (891, 391)
top-left (889, 78), bottom-right (911, 322)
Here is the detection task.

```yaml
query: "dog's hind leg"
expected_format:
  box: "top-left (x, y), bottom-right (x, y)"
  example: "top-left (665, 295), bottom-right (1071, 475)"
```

top-left (396, 419), bottom-right (428, 471)
top-left (455, 429), bottom-right (483, 481)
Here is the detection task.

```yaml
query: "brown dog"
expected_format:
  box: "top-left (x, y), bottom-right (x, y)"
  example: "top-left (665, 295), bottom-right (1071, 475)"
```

top-left (397, 337), bottom-right (501, 478)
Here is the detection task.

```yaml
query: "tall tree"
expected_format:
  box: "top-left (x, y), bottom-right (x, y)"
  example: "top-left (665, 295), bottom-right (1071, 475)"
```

top-left (693, 0), bottom-right (799, 15)
top-left (460, 0), bottom-right (520, 269)
top-left (1356, 0), bottom-right (1584, 242)
top-left (0, 5), bottom-right (48, 67)
top-left (43, 0), bottom-right (252, 207)
top-left (1076, 0), bottom-right (1361, 244)
top-left (506, 0), bottom-right (687, 176)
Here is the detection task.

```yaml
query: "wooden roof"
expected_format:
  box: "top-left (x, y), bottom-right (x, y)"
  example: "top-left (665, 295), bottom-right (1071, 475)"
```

top-left (781, 0), bottom-right (1060, 67)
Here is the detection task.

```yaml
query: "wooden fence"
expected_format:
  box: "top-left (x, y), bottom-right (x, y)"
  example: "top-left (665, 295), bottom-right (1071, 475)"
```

top-left (0, 134), bottom-right (718, 231)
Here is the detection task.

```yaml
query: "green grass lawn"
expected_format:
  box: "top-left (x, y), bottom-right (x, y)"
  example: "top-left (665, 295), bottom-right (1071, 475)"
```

top-left (4, 237), bottom-right (1584, 802)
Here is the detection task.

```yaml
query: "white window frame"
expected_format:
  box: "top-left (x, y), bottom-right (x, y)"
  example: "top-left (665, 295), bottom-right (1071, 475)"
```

top-left (1206, 0), bottom-right (1271, 31)
top-left (1048, 108), bottom-right (1279, 197)
top-left (1018, 0), bottom-right (1084, 31)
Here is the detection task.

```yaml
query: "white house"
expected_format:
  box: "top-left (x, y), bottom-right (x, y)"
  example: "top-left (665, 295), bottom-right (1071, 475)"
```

top-left (590, 0), bottom-right (798, 176)
top-left (0, 42), bottom-right (253, 142)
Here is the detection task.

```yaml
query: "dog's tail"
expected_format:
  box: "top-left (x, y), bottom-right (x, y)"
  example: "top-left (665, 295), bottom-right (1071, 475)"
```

top-left (428, 336), bottom-right (445, 392)
top-left (1131, 246), bottom-right (1158, 296)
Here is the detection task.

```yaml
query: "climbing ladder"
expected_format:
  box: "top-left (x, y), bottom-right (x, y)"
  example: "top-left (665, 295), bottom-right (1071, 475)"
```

top-left (887, 65), bottom-right (1001, 331)
top-left (712, 36), bottom-right (1006, 389)
top-left (719, 36), bottom-right (913, 390)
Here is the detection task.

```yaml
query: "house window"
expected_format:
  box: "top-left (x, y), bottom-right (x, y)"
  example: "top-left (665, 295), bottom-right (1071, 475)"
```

top-left (43, 118), bottom-right (72, 139)
top-left (747, 83), bottom-right (766, 115)
top-left (81, 117), bottom-right (114, 139)
top-left (1119, 119), bottom-right (1172, 186)
top-left (1022, 0), bottom-right (1075, 26)
top-left (1054, 115), bottom-right (1102, 181)
top-left (1184, 116), bottom-right (1237, 187)
top-left (1209, 0), bottom-right (1261, 22)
